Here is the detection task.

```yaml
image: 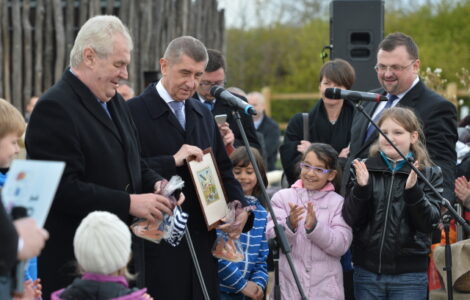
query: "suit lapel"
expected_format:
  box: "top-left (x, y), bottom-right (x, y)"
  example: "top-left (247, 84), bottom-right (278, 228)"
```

top-left (143, 86), bottom-right (185, 135)
top-left (64, 71), bottom-right (122, 143)
top-left (185, 99), bottom-right (205, 138)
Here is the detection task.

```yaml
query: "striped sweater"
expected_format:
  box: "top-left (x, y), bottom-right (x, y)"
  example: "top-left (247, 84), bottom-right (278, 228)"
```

top-left (217, 196), bottom-right (269, 294)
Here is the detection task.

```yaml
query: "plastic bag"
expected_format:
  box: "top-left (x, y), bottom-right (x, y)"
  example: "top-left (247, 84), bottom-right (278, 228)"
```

top-left (131, 176), bottom-right (186, 245)
top-left (211, 200), bottom-right (246, 262)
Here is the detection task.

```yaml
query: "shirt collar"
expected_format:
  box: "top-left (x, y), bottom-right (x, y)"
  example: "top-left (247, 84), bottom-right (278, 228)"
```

top-left (157, 80), bottom-right (185, 111)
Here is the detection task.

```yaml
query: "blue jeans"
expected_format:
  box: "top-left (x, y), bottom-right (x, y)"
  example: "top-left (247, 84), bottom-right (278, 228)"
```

top-left (219, 292), bottom-right (246, 300)
top-left (354, 266), bottom-right (427, 300)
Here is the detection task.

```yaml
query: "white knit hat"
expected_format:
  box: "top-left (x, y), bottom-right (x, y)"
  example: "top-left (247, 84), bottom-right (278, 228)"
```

top-left (73, 211), bottom-right (131, 275)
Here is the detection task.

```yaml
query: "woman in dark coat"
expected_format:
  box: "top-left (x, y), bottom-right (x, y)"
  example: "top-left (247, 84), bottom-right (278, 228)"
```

top-left (280, 59), bottom-right (356, 186)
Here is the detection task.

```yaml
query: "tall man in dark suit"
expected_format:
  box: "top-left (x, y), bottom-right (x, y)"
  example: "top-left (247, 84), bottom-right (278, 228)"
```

top-left (194, 49), bottom-right (261, 153)
top-left (343, 32), bottom-right (457, 202)
top-left (247, 91), bottom-right (280, 171)
top-left (25, 16), bottom-right (173, 299)
top-left (127, 36), bottom-right (251, 300)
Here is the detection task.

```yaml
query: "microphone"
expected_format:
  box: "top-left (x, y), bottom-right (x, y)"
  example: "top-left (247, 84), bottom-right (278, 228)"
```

top-left (210, 86), bottom-right (257, 116)
top-left (324, 87), bottom-right (388, 102)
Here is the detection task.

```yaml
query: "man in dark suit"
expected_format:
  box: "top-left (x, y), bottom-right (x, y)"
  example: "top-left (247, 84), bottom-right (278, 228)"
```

top-left (194, 49), bottom-right (261, 153)
top-left (343, 32), bottom-right (457, 202)
top-left (127, 36), bottom-right (251, 300)
top-left (247, 91), bottom-right (280, 171)
top-left (25, 16), bottom-right (173, 299)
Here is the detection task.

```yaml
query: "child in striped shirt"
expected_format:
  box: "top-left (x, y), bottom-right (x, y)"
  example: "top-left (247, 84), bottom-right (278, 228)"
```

top-left (217, 147), bottom-right (269, 300)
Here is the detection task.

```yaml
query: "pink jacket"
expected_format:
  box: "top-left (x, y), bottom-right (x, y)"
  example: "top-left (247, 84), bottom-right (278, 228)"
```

top-left (266, 181), bottom-right (352, 300)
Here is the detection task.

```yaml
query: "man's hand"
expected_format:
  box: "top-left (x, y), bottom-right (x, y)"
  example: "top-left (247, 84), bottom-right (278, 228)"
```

top-left (14, 218), bottom-right (49, 260)
top-left (218, 122), bottom-right (234, 147)
top-left (217, 210), bottom-right (249, 239)
top-left (173, 144), bottom-right (203, 167)
top-left (129, 194), bottom-right (174, 222)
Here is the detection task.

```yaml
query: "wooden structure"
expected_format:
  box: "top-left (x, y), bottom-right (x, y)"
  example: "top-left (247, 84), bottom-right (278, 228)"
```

top-left (0, 0), bottom-right (225, 112)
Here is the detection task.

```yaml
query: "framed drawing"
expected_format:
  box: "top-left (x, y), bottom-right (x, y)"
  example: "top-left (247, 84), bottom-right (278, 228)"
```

top-left (187, 148), bottom-right (229, 231)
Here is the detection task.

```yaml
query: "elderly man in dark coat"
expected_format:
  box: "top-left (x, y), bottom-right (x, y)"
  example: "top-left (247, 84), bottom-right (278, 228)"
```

top-left (25, 16), bottom-right (172, 299)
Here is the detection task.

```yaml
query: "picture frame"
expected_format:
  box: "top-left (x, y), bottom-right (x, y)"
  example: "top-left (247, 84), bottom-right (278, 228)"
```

top-left (187, 148), bottom-right (229, 231)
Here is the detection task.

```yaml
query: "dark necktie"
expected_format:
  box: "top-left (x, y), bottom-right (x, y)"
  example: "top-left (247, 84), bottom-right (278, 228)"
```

top-left (169, 101), bottom-right (185, 129)
top-left (204, 100), bottom-right (214, 111)
top-left (99, 101), bottom-right (112, 119)
top-left (364, 94), bottom-right (398, 142)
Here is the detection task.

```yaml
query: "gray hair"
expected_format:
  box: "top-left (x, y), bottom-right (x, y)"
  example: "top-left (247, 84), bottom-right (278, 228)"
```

top-left (70, 15), bottom-right (133, 68)
top-left (163, 36), bottom-right (208, 65)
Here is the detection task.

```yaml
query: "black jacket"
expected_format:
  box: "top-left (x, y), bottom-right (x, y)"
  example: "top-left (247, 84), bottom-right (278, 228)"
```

top-left (343, 80), bottom-right (457, 201)
top-left (342, 156), bottom-right (441, 275)
top-left (25, 70), bottom-right (161, 298)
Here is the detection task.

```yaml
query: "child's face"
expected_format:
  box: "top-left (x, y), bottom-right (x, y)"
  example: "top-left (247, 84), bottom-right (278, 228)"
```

top-left (300, 151), bottom-right (336, 191)
top-left (0, 133), bottom-right (20, 168)
top-left (379, 118), bottom-right (418, 161)
top-left (233, 163), bottom-right (257, 196)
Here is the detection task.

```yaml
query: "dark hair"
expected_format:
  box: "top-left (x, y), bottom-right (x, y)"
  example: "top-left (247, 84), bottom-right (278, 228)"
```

top-left (378, 32), bottom-right (419, 60)
top-left (164, 36), bottom-right (208, 64)
top-left (230, 147), bottom-right (268, 203)
top-left (206, 49), bottom-right (225, 72)
top-left (300, 143), bottom-right (341, 191)
top-left (319, 58), bottom-right (356, 90)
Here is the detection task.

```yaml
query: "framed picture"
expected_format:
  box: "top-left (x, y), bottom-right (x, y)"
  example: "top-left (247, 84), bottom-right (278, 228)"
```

top-left (187, 148), bottom-right (229, 231)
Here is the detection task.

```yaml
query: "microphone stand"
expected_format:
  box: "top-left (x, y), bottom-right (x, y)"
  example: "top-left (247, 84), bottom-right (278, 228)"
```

top-left (353, 100), bottom-right (470, 300)
top-left (232, 110), bottom-right (307, 300)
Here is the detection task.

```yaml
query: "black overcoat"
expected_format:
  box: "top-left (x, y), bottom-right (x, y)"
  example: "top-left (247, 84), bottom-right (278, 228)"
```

top-left (127, 83), bottom-right (246, 300)
top-left (25, 70), bottom-right (161, 298)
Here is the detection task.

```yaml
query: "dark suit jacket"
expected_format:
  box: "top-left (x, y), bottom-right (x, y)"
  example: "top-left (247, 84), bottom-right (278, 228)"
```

top-left (0, 199), bottom-right (18, 277)
top-left (257, 115), bottom-right (280, 171)
top-left (194, 93), bottom-right (262, 152)
top-left (25, 70), bottom-right (161, 298)
top-left (127, 84), bottom-right (246, 300)
top-left (344, 80), bottom-right (457, 200)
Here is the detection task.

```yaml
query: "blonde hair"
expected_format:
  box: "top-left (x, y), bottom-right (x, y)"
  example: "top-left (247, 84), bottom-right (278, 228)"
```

top-left (369, 107), bottom-right (432, 168)
top-left (70, 15), bottom-right (133, 68)
top-left (0, 98), bottom-right (26, 139)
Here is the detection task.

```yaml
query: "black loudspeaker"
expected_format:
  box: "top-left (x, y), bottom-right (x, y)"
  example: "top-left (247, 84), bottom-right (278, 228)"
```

top-left (330, 0), bottom-right (384, 91)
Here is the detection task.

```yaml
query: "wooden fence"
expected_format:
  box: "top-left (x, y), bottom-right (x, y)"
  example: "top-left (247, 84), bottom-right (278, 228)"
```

top-left (0, 0), bottom-right (225, 112)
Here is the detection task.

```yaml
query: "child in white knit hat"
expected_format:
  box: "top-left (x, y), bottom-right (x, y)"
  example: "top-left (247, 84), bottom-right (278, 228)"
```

top-left (50, 211), bottom-right (153, 300)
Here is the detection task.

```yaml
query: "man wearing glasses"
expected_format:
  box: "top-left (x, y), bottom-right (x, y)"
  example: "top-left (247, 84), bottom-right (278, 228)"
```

top-left (194, 49), bottom-right (261, 153)
top-left (344, 32), bottom-right (457, 203)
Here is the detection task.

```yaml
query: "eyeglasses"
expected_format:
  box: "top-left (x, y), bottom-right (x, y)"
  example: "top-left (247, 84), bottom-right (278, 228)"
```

top-left (374, 60), bottom-right (415, 73)
top-left (299, 162), bottom-right (332, 174)
top-left (199, 80), bottom-right (226, 89)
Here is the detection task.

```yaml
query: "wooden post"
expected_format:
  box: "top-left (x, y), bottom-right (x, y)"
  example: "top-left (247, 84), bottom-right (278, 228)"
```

top-left (446, 82), bottom-right (458, 107)
top-left (11, 0), bottom-right (22, 108)
top-left (23, 0), bottom-right (33, 108)
top-left (2, 0), bottom-right (11, 101)
top-left (34, 0), bottom-right (44, 96)
top-left (262, 86), bottom-right (272, 117)
top-left (53, 0), bottom-right (66, 82)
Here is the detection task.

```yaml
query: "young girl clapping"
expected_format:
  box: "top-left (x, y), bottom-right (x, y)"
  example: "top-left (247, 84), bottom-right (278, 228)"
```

top-left (267, 143), bottom-right (352, 299)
